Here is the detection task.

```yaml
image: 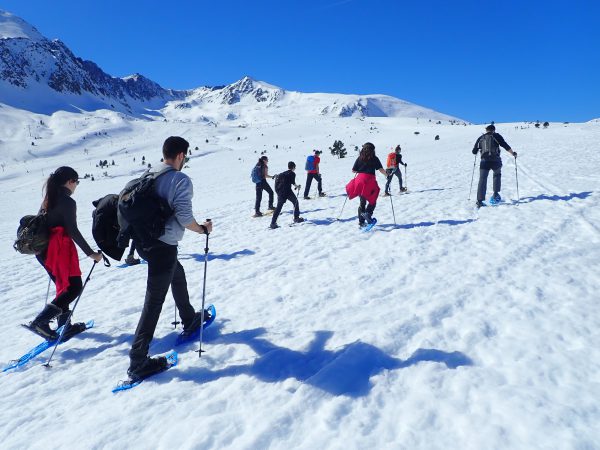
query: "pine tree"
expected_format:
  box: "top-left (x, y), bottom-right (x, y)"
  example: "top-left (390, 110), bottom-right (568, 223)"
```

top-left (329, 140), bottom-right (347, 159)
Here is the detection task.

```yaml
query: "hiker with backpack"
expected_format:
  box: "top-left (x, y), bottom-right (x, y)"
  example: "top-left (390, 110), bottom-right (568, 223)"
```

top-left (346, 143), bottom-right (388, 228)
top-left (303, 150), bottom-right (326, 199)
top-left (252, 155), bottom-right (275, 217)
top-left (24, 166), bottom-right (103, 341)
top-left (270, 161), bottom-right (304, 229)
top-left (124, 136), bottom-right (214, 382)
top-left (472, 124), bottom-right (517, 207)
top-left (384, 145), bottom-right (407, 196)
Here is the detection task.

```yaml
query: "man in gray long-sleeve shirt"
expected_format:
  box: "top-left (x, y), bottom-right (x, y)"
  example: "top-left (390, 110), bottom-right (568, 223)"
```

top-left (127, 136), bottom-right (213, 381)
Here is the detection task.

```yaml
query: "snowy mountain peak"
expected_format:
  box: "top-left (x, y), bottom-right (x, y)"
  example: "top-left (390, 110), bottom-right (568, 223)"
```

top-left (214, 76), bottom-right (284, 105)
top-left (0, 10), bottom-right (45, 41)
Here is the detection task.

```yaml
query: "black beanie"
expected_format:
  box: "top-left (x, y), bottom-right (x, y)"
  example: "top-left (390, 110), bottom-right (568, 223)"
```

top-left (486, 124), bottom-right (496, 132)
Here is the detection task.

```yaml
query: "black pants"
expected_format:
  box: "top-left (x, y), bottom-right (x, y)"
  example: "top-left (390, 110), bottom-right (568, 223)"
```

top-left (36, 255), bottom-right (82, 311)
top-left (271, 191), bottom-right (300, 224)
top-left (358, 197), bottom-right (376, 224)
top-left (129, 241), bottom-right (196, 368)
top-left (255, 179), bottom-right (274, 213)
top-left (304, 173), bottom-right (323, 198)
top-left (385, 167), bottom-right (403, 193)
top-left (477, 159), bottom-right (502, 202)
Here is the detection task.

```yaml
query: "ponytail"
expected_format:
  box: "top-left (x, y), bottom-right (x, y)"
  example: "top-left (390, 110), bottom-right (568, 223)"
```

top-left (42, 166), bottom-right (79, 211)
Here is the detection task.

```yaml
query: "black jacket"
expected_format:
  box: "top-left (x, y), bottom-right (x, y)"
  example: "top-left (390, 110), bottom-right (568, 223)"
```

top-left (473, 132), bottom-right (511, 161)
top-left (275, 170), bottom-right (296, 195)
top-left (45, 187), bottom-right (94, 256)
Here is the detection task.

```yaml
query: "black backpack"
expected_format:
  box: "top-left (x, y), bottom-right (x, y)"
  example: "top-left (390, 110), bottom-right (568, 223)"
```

top-left (117, 167), bottom-right (174, 248)
top-left (480, 133), bottom-right (500, 158)
top-left (14, 213), bottom-right (49, 255)
top-left (274, 172), bottom-right (286, 194)
top-left (92, 194), bottom-right (126, 261)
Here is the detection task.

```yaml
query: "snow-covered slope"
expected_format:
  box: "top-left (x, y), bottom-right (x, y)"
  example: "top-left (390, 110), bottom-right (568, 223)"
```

top-left (0, 106), bottom-right (598, 449)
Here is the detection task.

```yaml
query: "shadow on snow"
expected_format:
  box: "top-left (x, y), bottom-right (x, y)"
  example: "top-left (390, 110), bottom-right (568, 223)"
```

top-left (180, 249), bottom-right (256, 262)
top-left (167, 325), bottom-right (473, 397)
top-left (519, 191), bottom-right (592, 204)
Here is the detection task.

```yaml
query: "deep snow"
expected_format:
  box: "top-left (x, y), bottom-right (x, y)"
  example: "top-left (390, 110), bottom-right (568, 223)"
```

top-left (0, 107), bottom-right (599, 449)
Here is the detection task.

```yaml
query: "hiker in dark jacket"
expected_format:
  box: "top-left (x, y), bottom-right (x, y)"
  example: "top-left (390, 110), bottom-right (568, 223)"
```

top-left (127, 136), bottom-right (214, 382)
top-left (472, 124), bottom-right (517, 207)
top-left (254, 156), bottom-right (275, 217)
top-left (270, 161), bottom-right (304, 229)
top-left (25, 166), bottom-right (103, 341)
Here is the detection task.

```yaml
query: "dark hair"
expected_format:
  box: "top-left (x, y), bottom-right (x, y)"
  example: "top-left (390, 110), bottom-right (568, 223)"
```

top-left (42, 166), bottom-right (79, 211)
top-left (163, 136), bottom-right (189, 159)
top-left (359, 142), bottom-right (375, 161)
top-left (258, 155), bottom-right (268, 166)
top-left (395, 145), bottom-right (401, 152)
top-left (486, 124), bottom-right (496, 132)
top-left (288, 161), bottom-right (296, 169)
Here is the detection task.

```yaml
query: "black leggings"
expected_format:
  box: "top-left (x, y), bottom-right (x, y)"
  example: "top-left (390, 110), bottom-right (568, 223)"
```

top-left (36, 255), bottom-right (83, 311)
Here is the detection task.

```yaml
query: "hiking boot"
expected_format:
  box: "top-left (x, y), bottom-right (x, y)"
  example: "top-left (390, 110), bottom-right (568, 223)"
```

top-left (318, 192), bottom-right (327, 197)
top-left (293, 217), bottom-right (305, 223)
top-left (127, 356), bottom-right (168, 381)
top-left (270, 223), bottom-right (279, 229)
top-left (125, 254), bottom-right (141, 265)
top-left (268, 206), bottom-right (276, 211)
top-left (359, 222), bottom-right (367, 228)
top-left (303, 196), bottom-right (311, 200)
top-left (400, 187), bottom-right (408, 192)
top-left (253, 211), bottom-right (263, 217)
top-left (27, 304), bottom-right (62, 341)
top-left (476, 200), bottom-right (486, 208)
top-left (360, 212), bottom-right (374, 224)
top-left (492, 193), bottom-right (501, 202)
top-left (61, 321), bottom-right (87, 341)
top-left (181, 308), bottom-right (214, 337)
top-left (383, 192), bottom-right (391, 197)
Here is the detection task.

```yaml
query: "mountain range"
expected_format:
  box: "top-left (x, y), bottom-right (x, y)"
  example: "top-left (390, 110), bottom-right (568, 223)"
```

top-left (0, 9), bottom-right (462, 123)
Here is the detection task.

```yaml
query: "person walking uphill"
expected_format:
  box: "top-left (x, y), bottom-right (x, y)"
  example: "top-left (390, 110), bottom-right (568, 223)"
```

top-left (303, 149), bottom-right (326, 199)
top-left (346, 143), bottom-right (388, 228)
top-left (127, 136), bottom-right (214, 382)
top-left (472, 124), bottom-right (517, 207)
top-left (24, 167), bottom-right (103, 341)
top-left (384, 145), bottom-right (407, 196)
top-left (252, 156), bottom-right (275, 217)
top-left (270, 162), bottom-right (305, 229)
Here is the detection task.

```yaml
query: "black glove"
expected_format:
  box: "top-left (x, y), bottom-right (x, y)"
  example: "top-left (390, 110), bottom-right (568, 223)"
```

top-left (472, 149), bottom-right (478, 155)
top-left (513, 152), bottom-right (518, 158)
top-left (404, 163), bottom-right (408, 167)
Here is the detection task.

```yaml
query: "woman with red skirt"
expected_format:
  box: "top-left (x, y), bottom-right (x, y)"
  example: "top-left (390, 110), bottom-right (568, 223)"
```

top-left (346, 142), bottom-right (388, 228)
top-left (26, 167), bottom-right (103, 340)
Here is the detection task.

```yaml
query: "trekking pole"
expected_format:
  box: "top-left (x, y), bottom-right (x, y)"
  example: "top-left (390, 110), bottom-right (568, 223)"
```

top-left (43, 254), bottom-right (110, 368)
top-left (389, 191), bottom-right (396, 226)
top-left (197, 219), bottom-right (211, 358)
top-left (404, 165), bottom-right (408, 191)
top-left (44, 276), bottom-right (51, 307)
top-left (514, 157), bottom-right (520, 205)
top-left (468, 154), bottom-right (477, 201)
top-left (171, 303), bottom-right (180, 329)
top-left (336, 174), bottom-right (357, 221)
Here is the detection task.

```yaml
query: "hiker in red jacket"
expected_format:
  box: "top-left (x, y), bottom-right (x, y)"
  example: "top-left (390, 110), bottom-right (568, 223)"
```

top-left (25, 166), bottom-right (103, 340)
top-left (346, 143), bottom-right (388, 228)
top-left (384, 145), bottom-right (407, 195)
top-left (303, 150), bottom-right (326, 199)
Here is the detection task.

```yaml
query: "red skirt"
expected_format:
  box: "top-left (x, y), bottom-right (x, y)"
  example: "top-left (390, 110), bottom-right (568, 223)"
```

top-left (346, 173), bottom-right (380, 205)
top-left (44, 227), bottom-right (81, 296)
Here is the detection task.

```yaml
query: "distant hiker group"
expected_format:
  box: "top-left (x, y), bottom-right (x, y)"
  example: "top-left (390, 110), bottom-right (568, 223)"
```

top-left (12, 124), bottom-right (519, 386)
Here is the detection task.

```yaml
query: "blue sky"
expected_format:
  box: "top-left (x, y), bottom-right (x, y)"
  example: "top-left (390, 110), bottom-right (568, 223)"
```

top-left (2, 0), bottom-right (599, 122)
